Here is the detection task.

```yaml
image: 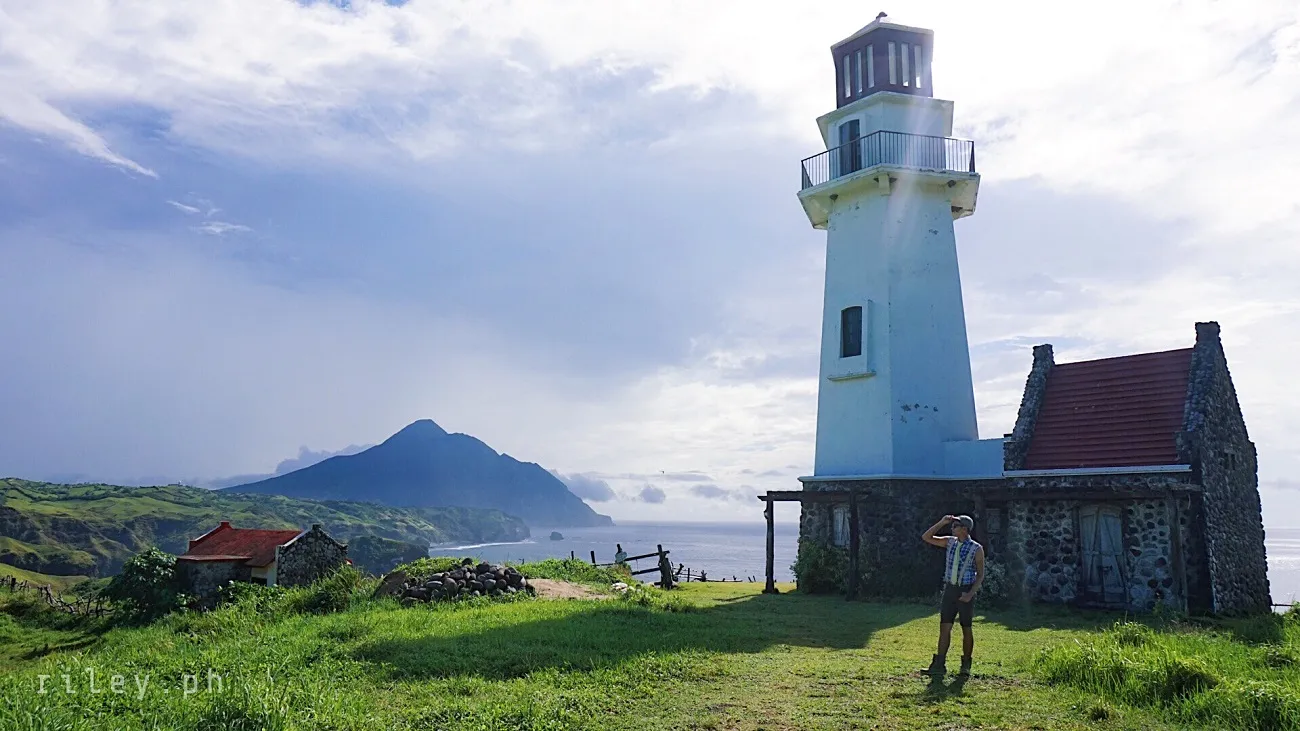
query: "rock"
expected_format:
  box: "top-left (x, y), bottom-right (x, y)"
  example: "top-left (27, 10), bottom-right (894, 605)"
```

top-left (372, 570), bottom-right (409, 599)
top-left (550, 531), bottom-right (564, 540)
top-left (471, 590), bottom-right (481, 597)
top-left (476, 562), bottom-right (492, 575)
top-left (483, 578), bottom-right (497, 591)
top-left (401, 597), bottom-right (418, 607)
top-left (469, 580), bottom-right (485, 592)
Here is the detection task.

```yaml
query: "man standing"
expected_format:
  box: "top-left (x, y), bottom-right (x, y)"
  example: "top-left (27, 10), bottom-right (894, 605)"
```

top-left (921, 514), bottom-right (984, 678)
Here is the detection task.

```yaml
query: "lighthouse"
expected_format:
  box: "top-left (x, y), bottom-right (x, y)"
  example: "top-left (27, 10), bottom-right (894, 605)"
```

top-left (798, 14), bottom-right (989, 478)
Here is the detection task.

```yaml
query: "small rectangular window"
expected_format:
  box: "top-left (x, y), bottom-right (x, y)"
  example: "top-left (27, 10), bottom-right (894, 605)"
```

top-left (914, 44), bottom-right (924, 88)
top-left (901, 43), bottom-right (910, 86)
top-left (888, 42), bottom-right (897, 85)
top-left (866, 45), bottom-right (875, 88)
top-left (843, 54), bottom-right (851, 97)
top-left (854, 50), bottom-right (863, 94)
top-left (840, 306), bottom-right (863, 358)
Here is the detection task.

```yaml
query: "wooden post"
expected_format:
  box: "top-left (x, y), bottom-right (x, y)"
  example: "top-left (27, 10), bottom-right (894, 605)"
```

top-left (847, 489), bottom-right (860, 601)
top-left (570, 550), bottom-right (575, 561)
top-left (590, 550), bottom-right (597, 566)
top-left (763, 495), bottom-right (778, 594)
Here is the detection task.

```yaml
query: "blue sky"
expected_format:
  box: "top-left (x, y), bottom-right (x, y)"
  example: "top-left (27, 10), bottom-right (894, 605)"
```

top-left (1, 0), bottom-right (1298, 522)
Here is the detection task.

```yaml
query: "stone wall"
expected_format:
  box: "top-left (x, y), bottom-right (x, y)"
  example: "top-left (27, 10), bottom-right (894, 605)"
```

top-left (798, 478), bottom-right (991, 597)
top-left (1179, 322), bottom-right (1271, 613)
top-left (276, 525), bottom-right (348, 588)
top-left (1005, 500), bottom-right (1077, 605)
top-left (797, 474), bottom-right (1202, 612)
top-left (178, 559), bottom-right (249, 597)
top-left (1003, 344), bottom-right (1054, 471)
top-left (1123, 498), bottom-right (1179, 611)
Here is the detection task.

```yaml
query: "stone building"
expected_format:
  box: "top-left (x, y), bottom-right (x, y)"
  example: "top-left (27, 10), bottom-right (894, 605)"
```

top-left (760, 14), bottom-right (1269, 615)
top-left (176, 521), bottom-right (349, 597)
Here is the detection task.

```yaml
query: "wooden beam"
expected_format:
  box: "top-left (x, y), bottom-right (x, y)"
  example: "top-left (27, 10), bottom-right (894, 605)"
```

top-left (847, 489), bottom-right (860, 601)
top-left (763, 497), bottom-right (778, 594)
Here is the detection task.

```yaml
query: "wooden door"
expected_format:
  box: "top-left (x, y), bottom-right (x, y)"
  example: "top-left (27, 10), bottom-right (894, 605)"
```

top-left (837, 120), bottom-right (862, 177)
top-left (1079, 505), bottom-right (1126, 606)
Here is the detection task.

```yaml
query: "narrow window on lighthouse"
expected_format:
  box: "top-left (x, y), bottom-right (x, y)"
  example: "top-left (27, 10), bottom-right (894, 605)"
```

top-left (840, 306), bottom-right (863, 358)
top-left (843, 54), bottom-right (851, 98)
top-left (914, 44), bottom-right (924, 88)
top-left (866, 45), bottom-right (875, 88)
top-left (854, 50), bottom-right (863, 94)
top-left (900, 43), bottom-right (910, 86)
top-left (888, 42), bottom-right (898, 85)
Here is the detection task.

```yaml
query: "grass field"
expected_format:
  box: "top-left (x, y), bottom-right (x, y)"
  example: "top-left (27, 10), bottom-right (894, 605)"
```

top-left (0, 577), bottom-right (1190, 731)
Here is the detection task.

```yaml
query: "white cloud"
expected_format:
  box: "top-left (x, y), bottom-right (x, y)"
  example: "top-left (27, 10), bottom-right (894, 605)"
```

top-left (192, 221), bottom-right (251, 236)
top-left (166, 200), bottom-right (200, 215)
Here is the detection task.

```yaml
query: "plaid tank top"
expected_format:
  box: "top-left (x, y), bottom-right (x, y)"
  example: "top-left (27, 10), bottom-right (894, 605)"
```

top-left (944, 537), bottom-right (981, 586)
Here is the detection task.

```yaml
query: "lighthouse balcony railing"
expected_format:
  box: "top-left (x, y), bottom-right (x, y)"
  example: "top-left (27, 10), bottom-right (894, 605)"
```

top-left (800, 131), bottom-right (975, 190)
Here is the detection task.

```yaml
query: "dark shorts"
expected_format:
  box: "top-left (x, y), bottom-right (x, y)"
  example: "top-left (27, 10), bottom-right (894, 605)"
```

top-left (939, 584), bottom-right (975, 627)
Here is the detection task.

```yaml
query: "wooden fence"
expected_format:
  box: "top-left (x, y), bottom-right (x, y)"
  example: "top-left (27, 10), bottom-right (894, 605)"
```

top-left (2, 576), bottom-right (109, 617)
top-left (568, 547), bottom-right (758, 586)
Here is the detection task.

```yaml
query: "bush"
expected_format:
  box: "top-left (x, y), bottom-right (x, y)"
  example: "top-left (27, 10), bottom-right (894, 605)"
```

top-left (791, 539), bottom-right (849, 595)
top-left (101, 548), bottom-right (186, 621)
top-left (514, 558), bottom-right (630, 586)
top-left (975, 558), bottom-right (1015, 608)
top-left (286, 565), bottom-right (365, 615)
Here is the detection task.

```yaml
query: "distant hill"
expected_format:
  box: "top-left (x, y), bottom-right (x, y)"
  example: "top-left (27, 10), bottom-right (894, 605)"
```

top-left (0, 479), bottom-right (528, 577)
top-left (226, 420), bottom-right (614, 528)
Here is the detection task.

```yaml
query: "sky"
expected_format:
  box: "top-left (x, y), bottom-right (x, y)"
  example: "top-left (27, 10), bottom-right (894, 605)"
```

top-left (1, 0), bottom-right (1298, 524)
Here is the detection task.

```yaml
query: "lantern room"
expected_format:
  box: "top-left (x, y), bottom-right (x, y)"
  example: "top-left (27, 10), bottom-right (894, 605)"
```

top-left (832, 12), bottom-right (933, 108)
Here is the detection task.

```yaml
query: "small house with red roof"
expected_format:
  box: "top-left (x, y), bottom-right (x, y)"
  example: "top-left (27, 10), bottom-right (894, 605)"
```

top-left (177, 521), bottom-right (348, 596)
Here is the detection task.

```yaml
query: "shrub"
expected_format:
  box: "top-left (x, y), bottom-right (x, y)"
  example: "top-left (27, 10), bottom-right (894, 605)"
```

top-left (101, 547), bottom-right (186, 621)
top-left (975, 558), bottom-right (1015, 608)
top-left (791, 539), bottom-right (849, 595)
top-left (514, 558), bottom-right (630, 586)
top-left (615, 583), bottom-right (696, 613)
top-left (286, 565), bottom-right (365, 615)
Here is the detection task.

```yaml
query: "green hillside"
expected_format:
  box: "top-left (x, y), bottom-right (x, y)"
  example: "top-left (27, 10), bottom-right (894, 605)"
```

top-left (0, 479), bottom-right (529, 577)
top-left (0, 563), bottom-right (88, 593)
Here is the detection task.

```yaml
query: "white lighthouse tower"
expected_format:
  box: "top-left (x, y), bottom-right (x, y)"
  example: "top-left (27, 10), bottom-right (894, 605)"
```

top-left (798, 14), bottom-right (999, 478)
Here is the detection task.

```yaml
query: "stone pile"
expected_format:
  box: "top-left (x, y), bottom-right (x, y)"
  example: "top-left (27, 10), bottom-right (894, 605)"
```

top-left (396, 561), bottom-right (534, 605)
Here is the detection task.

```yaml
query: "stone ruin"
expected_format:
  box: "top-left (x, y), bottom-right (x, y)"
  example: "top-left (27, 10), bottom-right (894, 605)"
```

top-left (376, 559), bottom-right (535, 605)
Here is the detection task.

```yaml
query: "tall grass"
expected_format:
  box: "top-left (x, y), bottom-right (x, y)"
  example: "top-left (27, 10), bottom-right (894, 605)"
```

top-left (394, 556), bottom-right (632, 587)
top-left (1036, 615), bottom-right (1300, 730)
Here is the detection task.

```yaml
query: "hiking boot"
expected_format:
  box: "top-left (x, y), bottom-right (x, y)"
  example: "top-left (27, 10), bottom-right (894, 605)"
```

top-left (958, 656), bottom-right (972, 677)
top-left (923, 654), bottom-right (946, 677)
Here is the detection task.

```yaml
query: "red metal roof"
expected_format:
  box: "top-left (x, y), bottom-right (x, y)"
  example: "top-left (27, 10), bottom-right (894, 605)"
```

top-left (1022, 348), bottom-right (1193, 470)
top-left (181, 523), bottom-right (303, 567)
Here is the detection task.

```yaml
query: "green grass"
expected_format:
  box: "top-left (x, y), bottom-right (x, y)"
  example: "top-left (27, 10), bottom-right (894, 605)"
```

top-left (1036, 615), bottom-right (1300, 729)
top-left (0, 580), bottom-right (1187, 730)
top-left (396, 556), bottom-right (633, 588)
top-left (0, 478), bottom-right (528, 576)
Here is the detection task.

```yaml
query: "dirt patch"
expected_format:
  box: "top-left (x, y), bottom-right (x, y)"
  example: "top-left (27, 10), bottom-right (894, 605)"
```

top-left (529, 579), bottom-right (608, 600)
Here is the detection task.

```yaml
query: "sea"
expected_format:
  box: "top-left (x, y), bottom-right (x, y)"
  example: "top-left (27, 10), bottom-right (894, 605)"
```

top-left (434, 521), bottom-right (1300, 606)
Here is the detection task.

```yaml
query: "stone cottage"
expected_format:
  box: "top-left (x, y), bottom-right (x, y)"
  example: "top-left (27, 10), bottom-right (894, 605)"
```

top-left (775, 323), bottom-right (1270, 614)
top-left (176, 521), bottom-right (349, 596)
top-left (762, 15), bottom-right (1269, 615)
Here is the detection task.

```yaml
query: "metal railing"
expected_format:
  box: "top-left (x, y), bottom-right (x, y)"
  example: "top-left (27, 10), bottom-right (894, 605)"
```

top-left (800, 130), bottom-right (975, 190)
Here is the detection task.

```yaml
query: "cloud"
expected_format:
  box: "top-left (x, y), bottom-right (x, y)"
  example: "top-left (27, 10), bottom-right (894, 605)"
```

top-left (553, 472), bottom-right (618, 503)
top-left (689, 484), bottom-right (750, 502)
top-left (166, 200), bottom-right (200, 215)
top-left (637, 485), bottom-right (667, 504)
top-left (193, 221), bottom-right (250, 236)
top-left (274, 444), bottom-right (370, 475)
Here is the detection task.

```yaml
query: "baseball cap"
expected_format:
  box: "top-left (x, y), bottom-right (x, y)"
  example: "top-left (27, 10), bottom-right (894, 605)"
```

top-left (953, 515), bottom-right (975, 530)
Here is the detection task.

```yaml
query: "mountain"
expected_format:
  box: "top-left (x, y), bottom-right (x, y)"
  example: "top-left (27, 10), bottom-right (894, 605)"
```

top-left (226, 420), bottom-right (614, 528)
top-left (0, 479), bottom-right (529, 577)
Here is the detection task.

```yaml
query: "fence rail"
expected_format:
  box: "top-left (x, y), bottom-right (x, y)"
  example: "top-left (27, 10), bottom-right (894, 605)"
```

top-left (2, 576), bottom-right (109, 617)
top-left (800, 130), bottom-right (975, 190)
